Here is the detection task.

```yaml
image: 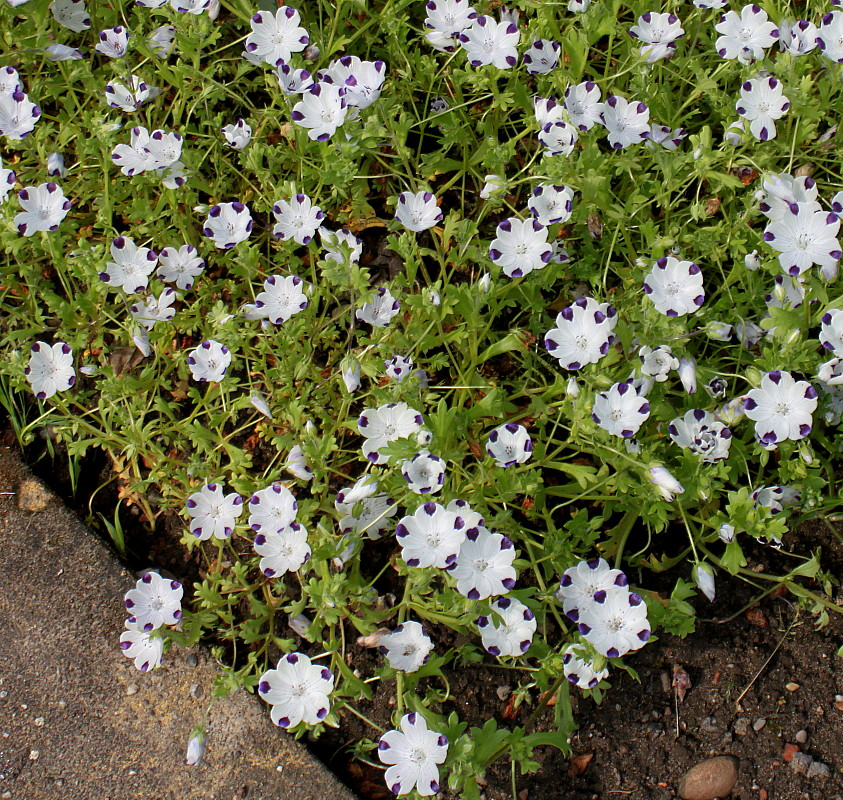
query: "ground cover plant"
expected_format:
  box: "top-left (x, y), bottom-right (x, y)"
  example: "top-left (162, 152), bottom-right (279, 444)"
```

top-left (1, 0), bottom-right (843, 795)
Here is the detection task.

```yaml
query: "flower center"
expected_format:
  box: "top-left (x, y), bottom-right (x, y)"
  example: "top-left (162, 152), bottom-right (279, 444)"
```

top-left (410, 747), bottom-right (428, 765)
top-left (473, 558), bottom-right (489, 572)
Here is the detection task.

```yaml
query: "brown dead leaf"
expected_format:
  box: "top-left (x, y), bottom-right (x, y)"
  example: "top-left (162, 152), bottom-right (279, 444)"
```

top-left (356, 628), bottom-right (390, 648)
top-left (704, 197), bottom-right (721, 216)
top-left (673, 664), bottom-right (691, 703)
top-left (586, 213), bottom-right (603, 239)
top-left (169, 379), bottom-right (189, 402)
top-left (567, 753), bottom-right (593, 777)
top-left (744, 608), bottom-right (768, 627)
top-left (109, 347), bottom-right (145, 375)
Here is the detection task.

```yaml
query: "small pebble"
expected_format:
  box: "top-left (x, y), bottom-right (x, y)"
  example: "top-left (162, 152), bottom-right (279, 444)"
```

top-left (733, 718), bottom-right (751, 736)
top-left (33, 717), bottom-right (44, 727)
top-left (29, 750), bottom-right (38, 761)
top-left (806, 761), bottom-right (831, 780)
top-left (701, 716), bottom-right (718, 733)
top-left (495, 686), bottom-right (510, 701)
top-left (786, 682), bottom-right (801, 692)
top-left (795, 729), bottom-right (808, 744)
top-left (0, 691), bottom-right (7, 700)
top-left (783, 743), bottom-right (800, 762)
top-left (57, 700), bottom-right (66, 710)
top-left (190, 683), bottom-right (204, 699)
top-left (753, 718), bottom-right (766, 732)
top-left (791, 753), bottom-right (813, 775)
top-left (2, 791), bottom-right (11, 799)
top-left (678, 755), bottom-right (739, 800)
top-left (186, 653), bottom-right (198, 667)
top-left (126, 684), bottom-right (139, 696)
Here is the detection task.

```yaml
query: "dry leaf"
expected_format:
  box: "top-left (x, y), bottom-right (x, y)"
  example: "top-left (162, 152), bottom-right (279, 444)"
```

top-left (356, 628), bottom-right (390, 648)
top-left (673, 664), bottom-right (691, 703)
top-left (567, 753), bottom-right (593, 777)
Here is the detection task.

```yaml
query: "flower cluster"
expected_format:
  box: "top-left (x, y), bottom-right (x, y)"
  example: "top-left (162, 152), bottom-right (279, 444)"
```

top-left (120, 572), bottom-right (183, 672)
top-left (251, 482), bottom-right (311, 577)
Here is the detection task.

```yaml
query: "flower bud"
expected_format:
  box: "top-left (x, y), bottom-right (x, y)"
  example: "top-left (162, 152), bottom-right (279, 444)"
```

top-left (716, 397), bottom-right (745, 425)
top-left (480, 174), bottom-right (505, 199)
top-left (705, 321), bottom-right (733, 341)
top-left (799, 444), bottom-right (813, 465)
top-left (625, 438), bottom-right (641, 455)
top-left (820, 259), bottom-right (839, 283)
top-left (785, 328), bottom-right (801, 345)
top-left (426, 288), bottom-right (440, 306)
top-left (744, 250), bottom-right (761, 271)
top-left (288, 613), bottom-right (311, 638)
top-left (566, 377), bottom-right (579, 398)
top-left (744, 367), bottom-right (763, 388)
top-left (207, 0), bottom-right (220, 19)
top-left (648, 466), bottom-right (685, 501)
top-left (341, 357), bottom-right (361, 393)
top-left (705, 377), bottom-right (728, 399)
top-left (693, 146), bottom-right (703, 160)
top-left (693, 562), bottom-right (716, 603)
top-left (478, 273), bottom-right (492, 293)
top-left (132, 327), bottom-right (151, 357)
top-left (678, 357), bottom-right (697, 394)
top-left (718, 523), bottom-right (736, 543)
top-left (185, 728), bottom-right (206, 766)
top-left (47, 152), bottom-right (67, 178)
top-left (249, 390), bottom-right (273, 419)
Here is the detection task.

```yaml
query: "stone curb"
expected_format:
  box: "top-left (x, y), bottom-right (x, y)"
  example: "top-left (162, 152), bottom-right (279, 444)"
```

top-left (0, 446), bottom-right (360, 800)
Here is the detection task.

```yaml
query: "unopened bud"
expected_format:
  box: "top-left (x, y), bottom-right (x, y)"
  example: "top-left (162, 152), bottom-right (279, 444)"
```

top-left (648, 466), bottom-right (684, 501)
top-left (566, 377), bottom-right (579, 398)
top-left (718, 523), bottom-right (736, 543)
top-left (693, 562), bottom-right (716, 603)
top-left (678, 357), bottom-right (697, 394)
top-left (341, 356), bottom-right (361, 393)
top-left (185, 728), bottom-right (206, 766)
top-left (705, 321), bottom-right (733, 341)
top-left (744, 250), bottom-right (761, 271)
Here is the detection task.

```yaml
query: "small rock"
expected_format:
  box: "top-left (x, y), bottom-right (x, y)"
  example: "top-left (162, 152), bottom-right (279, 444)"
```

top-left (185, 653), bottom-right (199, 667)
top-left (790, 753), bottom-right (813, 775)
top-left (495, 686), bottom-right (510, 701)
top-left (29, 750), bottom-right (38, 760)
top-left (2, 791), bottom-right (11, 799)
top-left (678, 755), bottom-right (739, 800)
top-left (753, 718), bottom-right (766, 732)
top-left (190, 683), bottom-right (204, 699)
top-left (733, 718), bottom-right (751, 736)
top-left (783, 743), bottom-right (800, 762)
top-left (701, 716), bottom-right (719, 733)
top-left (33, 717), bottom-right (44, 727)
top-left (795, 729), bottom-right (808, 744)
top-left (126, 684), bottom-right (139, 696)
top-left (786, 682), bottom-right (801, 692)
top-left (16, 478), bottom-right (50, 512)
top-left (806, 761), bottom-right (831, 780)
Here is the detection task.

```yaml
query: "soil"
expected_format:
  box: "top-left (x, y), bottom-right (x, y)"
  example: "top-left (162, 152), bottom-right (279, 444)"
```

top-left (8, 429), bottom-right (843, 799)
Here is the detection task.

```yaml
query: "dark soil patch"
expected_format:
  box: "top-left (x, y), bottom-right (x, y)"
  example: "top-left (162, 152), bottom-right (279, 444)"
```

top-left (6, 428), bottom-right (843, 799)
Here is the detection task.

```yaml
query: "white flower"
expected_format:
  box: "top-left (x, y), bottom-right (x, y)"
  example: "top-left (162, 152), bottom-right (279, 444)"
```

top-left (379, 621), bottom-right (433, 672)
top-left (821, 309), bottom-right (843, 355)
top-left (719, 523), bottom-right (736, 543)
top-left (568, 0), bottom-right (591, 12)
top-left (715, 5), bottom-right (778, 63)
top-left (358, 402), bottom-right (423, 465)
top-left (693, 562), bottom-right (716, 602)
top-left (356, 287), bottom-right (401, 327)
top-left (523, 39), bottom-right (560, 74)
top-left (254, 522), bottom-right (311, 576)
top-left (528, 184), bottom-right (573, 226)
top-left (646, 124), bottom-right (687, 150)
top-left (258, 653), bottom-right (333, 728)
top-left (781, 19), bottom-right (819, 55)
top-left (669, 409), bottom-right (732, 461)
top-left (186, 482), bottom-right (244, 540)
top-left (395, 190), bottom-right (442, 232)
top-left (638, 345), bottom-right (678, 382)
top-left (395, 502), bottom-right (466, 569)
top-left (385, 354), bottom-right (414, 383)
top-left (148, 25), bottom-right (176, 58)
top-left (479, 174), bottom-right (505, 199)
top-left (817, 11), bottom-right (843, 63)
top-left (46, 151), bottom-right (66, 176)
top-left (0, 158), bottom-right (15, 204)
top-left (629, 12), bottom-right (684, 62)
top-left (563, 643), bottom-right (608, 689)
top-left (45, 44), bottom-right (84, 60)
top-left (222, 118), bottom-right (252, 149)
top-left (643, 256), bottom-right (705, 316)
top-left (818, 357), bottom-right (843, 386)
top-left (273, 194), bottom-right (324, 245)
top-left (144, 130), bottom-right (183, 169)
top-left (556, 558), bottom-right (628, 621)
top-left (100, 236), bottom-right (157, 294)
top-left (51, 0), bottom-right (90, 31)
top-left (104, 75), bottom-right (154, 112)
top-left (538, 121), bottom-right (579, 158)
top-left (319, 56), bottom-right (385, 110)
top-left (245, 7), bottom-right (309, 66)
top-left (486, 423), bottom-right (532, 467)
top-left (591, 381), bottom-right (650, 438)
top-left (477, 597), bottom-right (536, 656)
top-left (736, 77), bottom-right (789, 142)
top-left (253, 274), bottom-right (309, 324)
top-left (187, 340), bottom-right (232, 382)
top-left (763, 203), bottom-right (841, 277)
top-left (489, 217), bottom-right (551, 278)
top-left (0, 66), bottom-right (22, 94)
top-left (185, 728), bottom-right (206, 766)
top-left (336, 477), bottom-right (396, 540)
top-left (563, 81), bottom-right (603, 131)
top-left (678, 356), bottom-right (697, 394)
top-left (402, 451), bottom-right (446, 494)
top-left (577, 585), bottom-right (651, 658)
top-left (286, 444), bottom-right (313, 482)
top-left (203, 202), bottom-right (253, 249)
top-left (600, 96), bottom-right (650, 149)
top-left (647, 466), bottom-right (685, 501)
top-left (158, 244), bottom-right (205, 290)
top-left (758, 174), bottom-right (819, 222)
top-left (447, 526), bottom-right (516, 599)
top-left (0, 91), bottom-right (41, 140)
top-left (743, 370), bottom-right (818, 447)
top-left (459, 15), bottom-right (519, 69)
top-left (130, 288), bottom-right (178, 331)
top-left (752, 485), bottom-right (800, 514)
top-left (321, 227), bottom-right (362, 264)
top-left (377, 713), bottom-right (448, 797)
top-left (745, 250), bottom-right (762, 270)
top-left (292, 82), bottom-right (348, 142)
top-left (276, 63), bottom-right (314, 94)
top-left (96, 27), bottom-right (130, 59)
top-left (341, 357), bottom-right (362, 393)
top-left (544, 297), bottom-right (618, 371)
top-left (724, 119), bottom-right (745, 146)
top-left (15, 183), bottom-right (71, 236)
top-left (120, 620), bottom-right (164, 672)
top-left (249, 482), bottom-right (298, 534)
top-left (25, 341), bottom-right (75, 400)
top-left (124, 572), bottom-right (183, 631)
top-left (765, 275), bottom-right (805, 309)
top-left (111, 125), bottom-right (156, 176)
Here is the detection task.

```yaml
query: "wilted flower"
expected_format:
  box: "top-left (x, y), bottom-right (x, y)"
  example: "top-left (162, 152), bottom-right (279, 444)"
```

top-left (669, 409), bottom-right (732, 462)
top-left (693, 562), bottom-right (716, 602)
top-left (185, 728), bottom-right (206, 766)
top-left (647, 466), bottom-right (685, 501)
top-left (336, 477), bottom-right (397, 540)
top-left (258, 653), bottom-right (333, 727)
top-left (639, 345), bottom-right (679, 382)
top-left (131, 289), bottom-right (178, 331)
top-left (377, 713), bottom-right (448, 797)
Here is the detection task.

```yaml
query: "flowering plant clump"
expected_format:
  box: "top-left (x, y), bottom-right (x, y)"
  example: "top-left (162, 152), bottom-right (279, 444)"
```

top-left (2, 0), bottom-right (843, 795)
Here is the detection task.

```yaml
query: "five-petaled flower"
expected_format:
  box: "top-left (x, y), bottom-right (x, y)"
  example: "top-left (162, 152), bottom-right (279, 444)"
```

top-left (157, 244), bottom-right (205, 290)
top-left (249, 482), bottom-right (298, 534)
top-left (601, 96), bottom-right (650, 149)
top-left (669, 409), bottom-right (732, 461)
top-left (459, 15), bottom-right (520, 68)
top-left (379, 621), bottom-right (433, 673)
top-left (358, 402), bottom-right (424, 465)
top-left (395, 501), bottom-right (466, 568)
top-left (222, 118), bottom-right (252, 149)
top-left (395, 190), bottom-right (442, 232)
top-left (715, 4), bottom-right (778, 63)
top-left (291, 82), bottom-right (348, 142)
top-left (15, 183), bottom-right (71, 236)
top-left (120, 620), bottom-right (164, 672)
top-left (254, 275), bottom-right (309, 324)
top-left (356, 286), bottom-right (401, 327)
top-left (254, 521), bottom-right (311, 576)
top-left (203, 202), bottom-right (253, 249)
top-left (258, 652), bottom-right (333, 727)
top-left (545, 297), bottom-right (618, 371)
top-left (576, 585), bottom-right (651, 658)
top-left (245, 7), bottom-right (309, 66)
top-left (523, 39), bottom-right (560, 74)
top-left (556, 558), bottom-right (628, 622)
top-left (377, 713), bottom-right (448, 797)
top-left (629, 12), bottom-right (685, 62)
top-left (643, 256), bottom-right (705, 316)
top-left (486, 423), bottom-right (532, 467)
top-left (477, 597), bottom-right (536, 656)
top-left (563, 643), bottom-right (609, 689)
top-left (762, 203), bottom-right (841, 277)
top-left (186, 482), bottom-right (243, 540)
top-left (743, 370), bottom-right (818, 447)
top-left (736, 77), bottom-right (789, 142)
top-left (402, 451), bottom-right (447, 494)
top-left (447, 526), bottom-right (516, 599)
top-left (187, 340), bottom-right (232, 382)
top-left (592, 381), bottom-right (651, 438)
top-left (124, 571), bottom-right (183, 632)
top-left (26, 341), bottom-right (75, 399)
top-left (100, 236), bottom-right (157, 294)
top-left (489, 217), bottom-right (552, 278)
top-left (273, 194), bottom-right (324, 244)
